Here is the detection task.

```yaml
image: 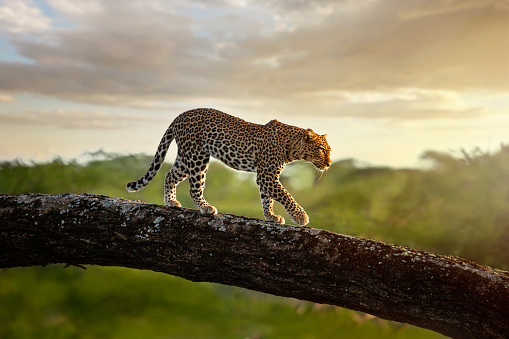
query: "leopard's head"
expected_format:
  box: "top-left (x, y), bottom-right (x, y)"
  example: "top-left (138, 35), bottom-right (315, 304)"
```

top-left (300, 129), bottom-right (331, 171)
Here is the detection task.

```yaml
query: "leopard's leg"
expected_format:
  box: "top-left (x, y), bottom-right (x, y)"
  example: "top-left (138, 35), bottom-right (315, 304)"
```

top-left (187, 152), bottom-right (217, 215)
top-left (164, 155), bottom-right (188, 207)
top-left (257, 171), bottom-right (309, 226)
top-left (260, 190), bottom-right (285, 224)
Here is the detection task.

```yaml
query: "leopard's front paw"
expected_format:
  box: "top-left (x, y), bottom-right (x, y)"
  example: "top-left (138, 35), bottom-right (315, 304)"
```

top-left (290, 209), bottom-right (309, 226)
top-left (166, 200), bottom-right (182, 208)
top-left (199, 204), bottom-right (218, 216)
top-left (265, 214), bottom-right (285, 225)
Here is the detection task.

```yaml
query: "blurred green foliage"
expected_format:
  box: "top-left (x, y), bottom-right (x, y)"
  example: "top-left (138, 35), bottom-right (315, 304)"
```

top-left (2, 146), bottom-right (508, 338)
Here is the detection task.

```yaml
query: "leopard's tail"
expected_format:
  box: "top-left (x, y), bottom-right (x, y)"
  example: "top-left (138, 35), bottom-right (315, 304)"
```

top-left (126, 126), bottom-right (173, 192)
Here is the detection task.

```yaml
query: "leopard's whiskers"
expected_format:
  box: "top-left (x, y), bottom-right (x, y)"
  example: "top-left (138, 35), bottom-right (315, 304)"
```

top-left (315, 168), bottom-right (325, 184)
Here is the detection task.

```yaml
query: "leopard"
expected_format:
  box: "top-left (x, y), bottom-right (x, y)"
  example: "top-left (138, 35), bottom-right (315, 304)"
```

top-left (126, 108), bottom-right (331, 226)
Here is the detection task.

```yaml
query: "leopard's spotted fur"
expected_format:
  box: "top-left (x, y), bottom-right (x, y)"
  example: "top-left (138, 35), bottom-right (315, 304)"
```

top-left (126, 108), bottom-right (331, 225)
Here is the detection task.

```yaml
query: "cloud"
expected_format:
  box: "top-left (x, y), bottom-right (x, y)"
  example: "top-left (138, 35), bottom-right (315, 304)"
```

top-left (0, 109), bottom-right (166, 129)
top-left (399, 0), bottom-right (508, 19)
top-left (236, 88), bottom-right (492, 121)
top-left (46, 0), bottom-right (103, 17)
top-left (0, 0), bottom-right (506, 120)
top-left (0, 1), bottom-right (229, 104)
top-left (0, 93), bottom-right (14, 102)
top-left (231, 0), bottom-right (508, 95)
top-left (0, 0), bottom-right (52, 33)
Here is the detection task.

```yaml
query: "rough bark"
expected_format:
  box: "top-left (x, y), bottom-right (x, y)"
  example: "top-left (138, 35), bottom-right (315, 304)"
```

top-left (1, 193), bottom-right (508, 338)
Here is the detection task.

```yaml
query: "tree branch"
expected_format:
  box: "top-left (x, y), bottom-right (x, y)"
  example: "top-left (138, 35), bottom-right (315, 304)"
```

top-left (1, 193), bottom-right (508, 338)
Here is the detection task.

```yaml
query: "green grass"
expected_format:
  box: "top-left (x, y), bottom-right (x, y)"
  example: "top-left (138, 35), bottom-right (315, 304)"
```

top-left (0, 266), bottom-right (444, 339)
top-left (2, 148), bottom-right (508, 338)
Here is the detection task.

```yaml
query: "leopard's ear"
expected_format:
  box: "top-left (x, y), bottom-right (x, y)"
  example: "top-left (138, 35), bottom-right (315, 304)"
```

top-left (304, 128), bottom-right (316, 142)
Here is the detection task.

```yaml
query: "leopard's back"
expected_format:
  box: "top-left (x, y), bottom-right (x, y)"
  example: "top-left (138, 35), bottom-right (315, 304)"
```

top-left (172, 108), bottom-right (265, 172)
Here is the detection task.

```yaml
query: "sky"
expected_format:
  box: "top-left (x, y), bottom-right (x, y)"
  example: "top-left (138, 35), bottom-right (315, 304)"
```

top-left (0, 0), bottom-right (508, 167)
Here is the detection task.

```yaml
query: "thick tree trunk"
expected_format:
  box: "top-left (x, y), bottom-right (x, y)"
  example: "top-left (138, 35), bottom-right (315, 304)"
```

top-left (1, 193), bottom-right (508, 338)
